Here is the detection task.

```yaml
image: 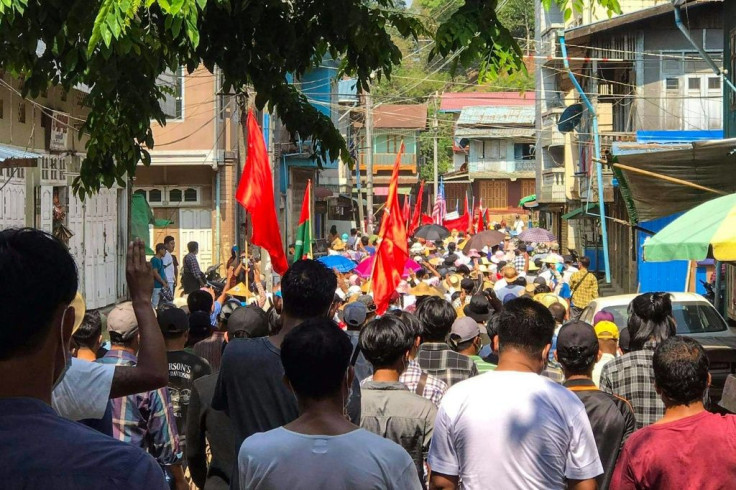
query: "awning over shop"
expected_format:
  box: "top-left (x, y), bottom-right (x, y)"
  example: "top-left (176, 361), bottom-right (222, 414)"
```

top-left (0, 144), bottom-right (42, 167)
top-left (519, 194), bottom-right (537, 207)
top-left (562, 202), bottom-right (601, 220)
top-left (613, 138), bottom-right (736, 224)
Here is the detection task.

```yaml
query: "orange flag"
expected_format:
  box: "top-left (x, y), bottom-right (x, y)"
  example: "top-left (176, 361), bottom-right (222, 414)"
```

top-left (372, 142), bottom-right (408, 315)
top-left (235, 111), bottom-right (289, 275)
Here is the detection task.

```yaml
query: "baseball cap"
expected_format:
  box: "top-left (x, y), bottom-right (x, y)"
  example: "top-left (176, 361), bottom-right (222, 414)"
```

top-left (107, 302), bottom-right (139, 342)
top-left (158, 307), bottom-right (189, 335)
top-left (343, 302), bottom-right (367, 328)
top-left (227, 306), bottom-right (269, 339)
top-left (450, 317), bottom-right (480, 343)
top-left (593, 310), bottom-right (615, 325)
top-left (356, 294), bottom-right (376, 313)
top-left (556, 320), bottom-right (599, 360)
top-left (594, 320), bottom-right (619, 340)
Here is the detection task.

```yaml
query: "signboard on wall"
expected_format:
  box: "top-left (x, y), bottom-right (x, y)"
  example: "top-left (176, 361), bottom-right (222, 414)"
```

top-left (49, 111), bottom-right (70, 152)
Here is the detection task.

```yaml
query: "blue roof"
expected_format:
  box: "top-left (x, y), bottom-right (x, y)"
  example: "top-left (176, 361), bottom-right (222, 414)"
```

top-left (456, 106), bottom-right (535, 126)
top-left (0, 144), bottom-right (42, 162)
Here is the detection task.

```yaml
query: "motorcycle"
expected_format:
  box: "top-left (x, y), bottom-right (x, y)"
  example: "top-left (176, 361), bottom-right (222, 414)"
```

top-left (700, 279), bottom-right (716, 304)
top-left (204, 264), bottom-right (227, 296)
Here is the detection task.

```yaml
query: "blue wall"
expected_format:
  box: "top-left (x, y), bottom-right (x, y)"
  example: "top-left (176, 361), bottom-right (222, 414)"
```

top-left (637, 213), bottom-right (688, 292)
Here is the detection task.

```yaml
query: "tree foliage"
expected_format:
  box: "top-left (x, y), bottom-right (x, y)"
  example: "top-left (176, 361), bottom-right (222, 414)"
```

top-left (0, 0), bottom-right (619, 196)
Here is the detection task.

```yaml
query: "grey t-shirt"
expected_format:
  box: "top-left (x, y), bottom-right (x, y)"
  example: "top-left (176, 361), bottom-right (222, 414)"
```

top-left (212, 337), bottom-right (299, 446)
top-left (239, 427), bottom-right (421, 490)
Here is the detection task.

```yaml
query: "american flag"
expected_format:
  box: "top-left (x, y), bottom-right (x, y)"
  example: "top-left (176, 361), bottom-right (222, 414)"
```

top-left (432, 178), bottom-right (446, 225)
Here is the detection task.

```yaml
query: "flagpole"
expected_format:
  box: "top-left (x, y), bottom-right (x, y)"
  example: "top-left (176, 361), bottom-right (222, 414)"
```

top-left (244, 212), bottom-right (250, 293)
top-left (307, 179), bottom-right (313, 259)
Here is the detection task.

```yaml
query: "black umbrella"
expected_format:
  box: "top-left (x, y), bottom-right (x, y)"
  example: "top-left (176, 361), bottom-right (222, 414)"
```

top-left (462, 230), bottom-right (507, 254)
top-left (413, 224), bottom-right (450, 242)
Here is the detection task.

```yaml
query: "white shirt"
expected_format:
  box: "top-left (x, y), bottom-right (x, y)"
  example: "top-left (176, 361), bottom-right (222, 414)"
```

top-left (493, 279), bottom-right (508, 292)
top-left (429, 371), bottom-right (602, 489)
top-left (52, 357), bottom-right (114, 421)
top-left (514, 219), bottom-right (525, 233)
top-left (592, 352), bottom-right (616, 387)
top-left (162, 251), bottom-right (175, 283)
top-left (239, 427), bottom-right (421, 490)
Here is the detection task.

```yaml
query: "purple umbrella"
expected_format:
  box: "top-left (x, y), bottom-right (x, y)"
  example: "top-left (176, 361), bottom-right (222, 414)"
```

top-left (354, 256), bottom-right (423, 279)
top-left (518, 227), bottom-right (556, 243)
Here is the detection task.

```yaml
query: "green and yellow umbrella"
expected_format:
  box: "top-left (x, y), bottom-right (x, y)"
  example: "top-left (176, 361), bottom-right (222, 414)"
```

top-left (644, 193), bottom-right (736, 262)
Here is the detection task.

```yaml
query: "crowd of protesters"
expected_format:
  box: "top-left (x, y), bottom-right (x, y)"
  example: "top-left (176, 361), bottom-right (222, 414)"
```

top-left (2, 226), bottom-right (736, 490)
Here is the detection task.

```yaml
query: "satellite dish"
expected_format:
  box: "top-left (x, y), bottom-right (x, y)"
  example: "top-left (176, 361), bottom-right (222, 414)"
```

top-left (557, 104), bottom-right (583, 133)
top-left (458, 138), bottom-right (469, 148)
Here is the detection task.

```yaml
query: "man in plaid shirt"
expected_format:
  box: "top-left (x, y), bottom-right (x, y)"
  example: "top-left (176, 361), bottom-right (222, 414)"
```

top-left (569, 257), bottom-right (598, 317)
top-left (599, 293), bottom-right (677, 430)
top-left (415, 297), bottom-right (478, 387)
top-left (99, 303), bottom-right (184, 486)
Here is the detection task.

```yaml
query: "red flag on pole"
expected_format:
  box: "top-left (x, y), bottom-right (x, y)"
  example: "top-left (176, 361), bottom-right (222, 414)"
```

top-left (402, 195), bottom-right (411, 225)
top-left (475, 206), bottom-right (484, 234)
top-left (409, 180), bottom-right (424, 236)
top-left (235, 111), bottom-right (289, 275)
top-left (371, 142), bottom-right (408, 315)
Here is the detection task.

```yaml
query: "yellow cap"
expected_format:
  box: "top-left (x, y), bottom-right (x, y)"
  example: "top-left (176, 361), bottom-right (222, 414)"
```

top-left (594, 320), bottom-right (619, 340)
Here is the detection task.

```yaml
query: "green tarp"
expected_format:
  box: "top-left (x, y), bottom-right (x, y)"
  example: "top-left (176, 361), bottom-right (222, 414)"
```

top-left (562, 202), bottom-right (601, 220)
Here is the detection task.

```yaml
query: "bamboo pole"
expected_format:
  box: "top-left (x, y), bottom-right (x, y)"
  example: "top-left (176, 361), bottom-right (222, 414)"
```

top-left (612, 163), bottom-right (728, 196)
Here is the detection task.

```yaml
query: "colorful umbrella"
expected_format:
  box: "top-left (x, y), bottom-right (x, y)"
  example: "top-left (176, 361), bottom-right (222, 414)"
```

top-left (317, 255), bottom-right (357, 273)
top-left (518, 227), bottom-right (556, 243)
top-left (354, 256), bottom-right (423, 279)
top-left (643, 193), bottom-right (736, 262)
top-left (413, 224), bottom-right (450, 242)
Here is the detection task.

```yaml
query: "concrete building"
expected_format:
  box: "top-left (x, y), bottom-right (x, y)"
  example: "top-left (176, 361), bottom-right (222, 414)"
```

top-left (0, 74), bottom-right (128, 308)
top-left (134, 66), bottom-right (238, 273)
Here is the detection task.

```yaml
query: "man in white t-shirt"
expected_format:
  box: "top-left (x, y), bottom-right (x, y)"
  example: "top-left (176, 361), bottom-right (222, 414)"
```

top-left (428, 296), bottom-right (602, 490)
top-left (53, 240), bottom-right (170, 422)
top-left (512, 214), bottom-right (525, 236)
top-left (238, 318), bottom-right (420, 490)
top-left (162, 235), bottom-right (177, 291)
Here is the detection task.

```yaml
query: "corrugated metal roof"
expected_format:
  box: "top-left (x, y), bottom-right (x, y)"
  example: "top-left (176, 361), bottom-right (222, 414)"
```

top-left (456, 106), bottom-right (535, 127)
top-left (454, 127), bottom-right (536, 139)
top-left (440, 92), bottom-right (535, 112)
top-left (469, 170), bottom-right (536, 179)
top-left (0, 144), bottom-right (42, 163)
top-left (373, 104), bottom-right (428, 129)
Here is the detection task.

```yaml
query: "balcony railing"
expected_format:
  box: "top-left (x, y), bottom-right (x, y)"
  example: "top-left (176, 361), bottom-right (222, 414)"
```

top-left (359, 152), bottom-right (417, 173)
top-left (470, 159), bottom-right (536, 174)
top-left (573, 171), bottom-right (615, 203)
top-left (538, 168), bottom-right (566, 203)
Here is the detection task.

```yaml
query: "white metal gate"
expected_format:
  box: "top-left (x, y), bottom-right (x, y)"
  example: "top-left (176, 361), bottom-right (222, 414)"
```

top-left (0, 180), bottom-right (26, 229)
top-left (179, 208), bottom-right (213, 271)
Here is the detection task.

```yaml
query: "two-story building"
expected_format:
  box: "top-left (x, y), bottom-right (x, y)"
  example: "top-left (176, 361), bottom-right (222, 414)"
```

top-left (444, 105), bottom-right (536, 221)
top-left (356, 103), bottom-right (426, 217)
top-left (0, 71), bottom-right (128, 309)
top-left (535, 0), bottom-right (726, 292)
top-left (133, 66), bottom-right (239, 273)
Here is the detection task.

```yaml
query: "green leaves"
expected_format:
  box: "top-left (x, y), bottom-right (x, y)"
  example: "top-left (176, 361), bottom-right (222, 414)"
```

top-left (0, 0), bottom-right (621, 197)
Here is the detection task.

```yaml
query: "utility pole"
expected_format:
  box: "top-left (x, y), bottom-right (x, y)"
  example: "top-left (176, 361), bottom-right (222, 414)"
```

top-left (356, 152), bottom-right (364, 232)
top-left (365, 91), bottom-right (374, 234)
top-left (433, 91), bottom-right (439, 201)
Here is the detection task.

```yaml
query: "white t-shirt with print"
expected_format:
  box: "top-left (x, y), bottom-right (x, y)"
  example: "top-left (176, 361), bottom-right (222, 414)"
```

top-left (239, 427), bottom-right (421, 490)
top-left (429, 371), bottom-right (602, 489)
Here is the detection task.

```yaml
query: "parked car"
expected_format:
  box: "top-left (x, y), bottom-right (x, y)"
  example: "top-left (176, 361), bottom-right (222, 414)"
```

top-left (580, 293), bottom-right (736, 407)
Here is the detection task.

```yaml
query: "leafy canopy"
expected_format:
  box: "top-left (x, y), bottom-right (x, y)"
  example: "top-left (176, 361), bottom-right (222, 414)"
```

top-left (0, 0), bottom-right (619, 196)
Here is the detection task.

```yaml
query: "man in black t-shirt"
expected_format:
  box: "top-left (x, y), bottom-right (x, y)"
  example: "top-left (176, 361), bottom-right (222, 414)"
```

top-left (158, 307), bottom-right (211, 451)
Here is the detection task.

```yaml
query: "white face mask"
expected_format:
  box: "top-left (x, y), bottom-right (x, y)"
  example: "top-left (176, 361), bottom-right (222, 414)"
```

top-left (52, 306), bottom-right (73, 390)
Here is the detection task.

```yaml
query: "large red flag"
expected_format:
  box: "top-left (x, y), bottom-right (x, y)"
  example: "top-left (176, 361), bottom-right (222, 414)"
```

top-left (409, 180), bottom-right (424, 236)
top-left (475, 207), bottom-right (484, 233)
top-left (372, 142), bottom-right (408, 315)
top-left (421, 214), bottom-right (434, 225)
top-left (444, 213), bottom-right (470, 232)
top-left (235, 111), bottom-right (289, 275)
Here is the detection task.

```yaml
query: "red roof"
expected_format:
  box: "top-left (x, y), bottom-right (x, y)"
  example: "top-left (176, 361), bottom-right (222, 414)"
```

top-left (440, 92), bottom-right (535, 112)
top-left (373, 104), bottom-right (428, 129)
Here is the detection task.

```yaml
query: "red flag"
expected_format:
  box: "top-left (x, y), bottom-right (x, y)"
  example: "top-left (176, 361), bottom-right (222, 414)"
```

top-left (372, 142), bottom-right (408, 315)
top-left (485, 208), bottom-right (491, 228)
top-left (409, 181), bottom-right (424, 235)
top-left (443, 213), bottom-right (470, 232)
top-left (475, 207), bottom-right (484, 233)
top-left (421, 214), bottom-right (434, 225)
top-left (402, 195), bottom-right (411, 225)
top-left (235, 111), bottom-right (289, 275)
